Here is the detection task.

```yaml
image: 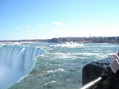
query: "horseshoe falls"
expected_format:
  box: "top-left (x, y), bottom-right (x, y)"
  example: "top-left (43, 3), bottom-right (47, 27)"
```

top-left (0, 42), bottom-right (119, 89)
top-left (0, 45), bottom-right (46, 89)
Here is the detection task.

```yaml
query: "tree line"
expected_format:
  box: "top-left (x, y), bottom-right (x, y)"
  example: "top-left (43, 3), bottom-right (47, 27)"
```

top-left (48, 36), bottom-right (119, 43)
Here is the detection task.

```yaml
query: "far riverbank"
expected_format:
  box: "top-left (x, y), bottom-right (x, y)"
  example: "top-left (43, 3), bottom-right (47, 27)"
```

top-left (0, 36), bottom-right (119, 44)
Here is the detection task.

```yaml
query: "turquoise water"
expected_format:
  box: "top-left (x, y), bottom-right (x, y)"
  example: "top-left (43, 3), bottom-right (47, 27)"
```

top-left (0, 43), bottom-right (119, 89)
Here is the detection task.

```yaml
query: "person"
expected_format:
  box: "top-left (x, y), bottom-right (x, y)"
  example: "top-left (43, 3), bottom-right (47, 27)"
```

top-left (108, 51), bottom-right (119, 89)
top-left (110, 51), bottom-right (119, 73)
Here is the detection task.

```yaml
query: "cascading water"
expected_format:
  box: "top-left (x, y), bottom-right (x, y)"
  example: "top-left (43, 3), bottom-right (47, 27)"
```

top-left (0, 45), bottom-right (46, 89)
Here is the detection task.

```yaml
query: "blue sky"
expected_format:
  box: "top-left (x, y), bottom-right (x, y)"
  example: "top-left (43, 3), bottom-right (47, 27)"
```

top-left (0, 0), bottom-right (119, 40)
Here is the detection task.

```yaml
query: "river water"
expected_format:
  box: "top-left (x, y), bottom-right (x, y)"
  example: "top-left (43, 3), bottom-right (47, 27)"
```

top-left (0, 42), bottom-right (119, 89)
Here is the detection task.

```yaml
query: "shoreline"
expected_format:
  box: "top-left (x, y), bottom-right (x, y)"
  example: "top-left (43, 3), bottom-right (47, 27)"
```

top-left (0, 36), bottom-right (119, 44)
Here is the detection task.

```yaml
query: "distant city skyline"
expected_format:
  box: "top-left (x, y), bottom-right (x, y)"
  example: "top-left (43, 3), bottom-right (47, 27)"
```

top-left (0, 0), bottom-right (119, 40)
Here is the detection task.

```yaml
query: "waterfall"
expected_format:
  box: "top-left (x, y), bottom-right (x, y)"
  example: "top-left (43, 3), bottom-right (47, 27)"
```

top-left (0, 45), bottom-right (46, 89)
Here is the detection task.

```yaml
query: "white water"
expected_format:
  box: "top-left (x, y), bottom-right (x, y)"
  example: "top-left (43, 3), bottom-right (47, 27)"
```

top-left (50, 42), bottom-right (84, 48)
top-left (0, 45), bottom-right (46, 89)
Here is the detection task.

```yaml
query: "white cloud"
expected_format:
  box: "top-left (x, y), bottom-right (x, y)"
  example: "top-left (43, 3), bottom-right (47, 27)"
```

top-left (14, 27), bottom-right (21, 29)
top-left (53, 29), bottom-right (60, 33)
top-left (110, 23), bottom-right (119, 27)
top-left (53, 22), bottom-right (63, 25)
top-left (46, 25), bottom-right (52, 27)
top-left (38, 24), bottom-right (43, 27)
top-left (25, 26), bottom-right (31, 28)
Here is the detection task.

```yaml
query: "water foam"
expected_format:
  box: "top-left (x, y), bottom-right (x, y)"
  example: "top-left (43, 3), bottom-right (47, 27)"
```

top-left (0, 45), bottom-right (46, 89)
top-left (50, 42), bottom-right (84, 48)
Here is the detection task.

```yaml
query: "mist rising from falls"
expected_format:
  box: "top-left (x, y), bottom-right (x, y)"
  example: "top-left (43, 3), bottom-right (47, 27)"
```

top-left (0, 45), bottom-right (46, 89)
